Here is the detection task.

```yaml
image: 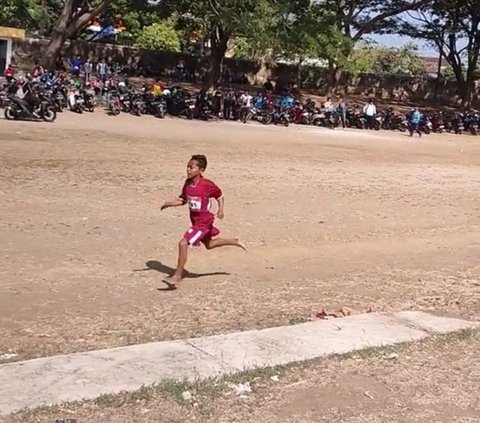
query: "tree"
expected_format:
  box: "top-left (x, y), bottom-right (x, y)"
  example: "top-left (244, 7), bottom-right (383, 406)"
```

top-left (0, 0), bottom-right (50, 32)
top-left (398, 0), bottom-right (480, 106)
top-left (313, 0), bottom-right (433, 87)
top-left (104, 0), bottom-right (166, 42)
top-left (43, 0), bottom-right (113, 69)
top-left (160, 0), bottom-right (277, 88)
top-left (135, 22), bottom-right (181, 52)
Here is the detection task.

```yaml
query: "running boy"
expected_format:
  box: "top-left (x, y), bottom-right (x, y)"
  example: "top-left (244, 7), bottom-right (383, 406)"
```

top-left (161, 155), bottom-right (246, 288)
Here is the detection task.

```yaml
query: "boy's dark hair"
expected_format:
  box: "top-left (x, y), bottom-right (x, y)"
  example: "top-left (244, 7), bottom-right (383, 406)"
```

top-left (191, 154), bottom-right (207, 170)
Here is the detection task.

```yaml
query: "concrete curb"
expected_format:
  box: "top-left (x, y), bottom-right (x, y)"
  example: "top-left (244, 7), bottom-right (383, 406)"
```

top-left (1, 311), bottom-right (478, 415)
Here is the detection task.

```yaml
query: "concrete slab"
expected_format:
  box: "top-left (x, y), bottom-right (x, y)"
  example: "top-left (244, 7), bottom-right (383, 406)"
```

top-left (0, 340), bottom-right (233, 414)
top-left (393, 311), bottom-right (480, 333)
top-left (187, 313), bottom-right (428, 371)
top-left (0, 311), bottom-right (478, 415)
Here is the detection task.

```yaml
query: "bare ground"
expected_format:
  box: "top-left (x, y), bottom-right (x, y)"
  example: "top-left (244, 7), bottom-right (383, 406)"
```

top-left (0, 113), bottom-right (479, 363)
top-left (4, 330), bottom-right (480, 422)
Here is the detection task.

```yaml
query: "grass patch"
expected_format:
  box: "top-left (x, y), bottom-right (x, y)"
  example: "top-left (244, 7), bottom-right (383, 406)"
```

top-left (288, 316), bottom-right (309, 325)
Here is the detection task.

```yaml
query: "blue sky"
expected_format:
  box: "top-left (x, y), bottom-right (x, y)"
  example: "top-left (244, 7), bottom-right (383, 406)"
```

top-left (370, 33), bottom-right (438, 57)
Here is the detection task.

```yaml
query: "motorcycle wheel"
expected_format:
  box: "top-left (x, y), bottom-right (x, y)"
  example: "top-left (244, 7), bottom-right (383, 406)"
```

top-left (312, 118), bottom-right (322, 126)
top-left (157, 108), bottom-right (165, 119)
top-left (282, 116), bottom-right (289, 127)
top-left (186, 108), bottom-right (193, 120)
top-left (262, 114), bottom-right (273, 125)
top-left (4, 107), bottom-right (16, 120)
top-left (42, 106), bottom-right (57, 122)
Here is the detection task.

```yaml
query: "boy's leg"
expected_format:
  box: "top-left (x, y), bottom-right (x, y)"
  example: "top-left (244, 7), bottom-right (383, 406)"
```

top-left (205, 238), bottom-right (247, 250)
top-left (164, 239), bottom-right (188, 285)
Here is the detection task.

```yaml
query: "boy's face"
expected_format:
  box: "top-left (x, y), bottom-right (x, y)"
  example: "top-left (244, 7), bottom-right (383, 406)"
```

top-left (187, 160), bottom-right (203, 179)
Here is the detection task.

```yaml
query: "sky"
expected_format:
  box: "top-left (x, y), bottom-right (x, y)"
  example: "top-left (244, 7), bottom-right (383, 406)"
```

top-left (371, 33), bottom-right (439, 57)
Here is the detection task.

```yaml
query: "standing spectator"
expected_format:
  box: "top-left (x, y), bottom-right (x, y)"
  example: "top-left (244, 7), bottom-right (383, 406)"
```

top-left (239, 91), bottom-right (253, 121)
top-left (338, 97), bottom-right (347, 129)
top-left (96, 58), bottom-right (108, 82)
top-left (324, 96), bottom-right (334, 110)
top-left (363, 99), bottom-right (377, 129)
top-left (408, 106), bottom-right (422, 137)
top-left (223, 87), bottom-right (236, 120)
top-left (70, 55), bottom-right (82, 77)
top-left (187, 56), bottom-right (197, 82)
top-left (31, 59), bottom-right (44, 78)
top-left (176, 58), bottom-right (185, 81)
top-left (212, 86), bottom-right (222, 117)
top-left (84, 58), bottom-right (93, 82)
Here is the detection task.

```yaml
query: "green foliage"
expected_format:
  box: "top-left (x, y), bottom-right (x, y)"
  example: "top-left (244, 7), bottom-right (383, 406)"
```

top-left (232, 37), bottom-right (255, 60)
top-left (0, 0), bottom-right (51, 33)
top-left (349, 42), bottom-right (426, 75)
top-left (396, 0), bottom-right (480, 104)
top-left (135, 21), bottom-right (181, 52)
top-left (105, 0), bottom-right (166, 41)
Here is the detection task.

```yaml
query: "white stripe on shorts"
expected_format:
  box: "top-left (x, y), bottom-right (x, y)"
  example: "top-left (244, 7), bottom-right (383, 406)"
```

top-left (189, 230), bottom-right (203, 245)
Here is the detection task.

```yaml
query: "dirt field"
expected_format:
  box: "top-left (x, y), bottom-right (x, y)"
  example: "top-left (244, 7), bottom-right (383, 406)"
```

top-left (0, 113), bottom-right (479, 364)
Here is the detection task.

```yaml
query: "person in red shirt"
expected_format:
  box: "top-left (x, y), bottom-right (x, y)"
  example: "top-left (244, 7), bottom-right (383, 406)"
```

top-left (4, 64), bottom-right (15, 81)
top-left (161, 155), bottom-right (246, 288)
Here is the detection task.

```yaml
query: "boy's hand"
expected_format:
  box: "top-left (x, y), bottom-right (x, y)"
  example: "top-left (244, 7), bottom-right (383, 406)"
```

top-left (217, 209), bottom-right (224, 220)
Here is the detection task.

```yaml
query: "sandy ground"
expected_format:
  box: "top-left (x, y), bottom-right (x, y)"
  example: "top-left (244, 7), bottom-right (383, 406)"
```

top-left (0, 112), bottom-right (479, 363)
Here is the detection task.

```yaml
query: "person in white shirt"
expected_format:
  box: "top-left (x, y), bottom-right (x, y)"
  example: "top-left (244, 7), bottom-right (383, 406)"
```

top-left (324, 97), bottom-right (334, 112)
top-left (363, 99), bottom-right (377, 129)
top-left (239, 91), bottom-right (253, 121)
top-left (96, 58), bottom-right (108, 83)
top-left (84, 59), bottom-right (93, 82)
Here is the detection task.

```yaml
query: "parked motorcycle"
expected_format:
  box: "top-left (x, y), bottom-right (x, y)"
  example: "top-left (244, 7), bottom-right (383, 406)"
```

top-left (4, 94), bottom-right (56, 122)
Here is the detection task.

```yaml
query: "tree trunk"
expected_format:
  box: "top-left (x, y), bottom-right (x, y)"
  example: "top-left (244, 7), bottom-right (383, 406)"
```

top-left (327, 61), bottom-right (341, 95)
top-left (43, 0), bottom-right (75, 69)
top-left (296, 59), bottom-right (304, 88)
top-left (43, 0), bottom-right (112, 69)
top-left (461, 70), bottom-right (475, 108)
top-left (204, 27), bottom-right (230, 90)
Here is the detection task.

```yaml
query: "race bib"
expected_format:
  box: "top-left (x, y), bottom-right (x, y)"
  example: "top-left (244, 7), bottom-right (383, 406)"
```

top-left (188, 196), bottom-right (201, 210)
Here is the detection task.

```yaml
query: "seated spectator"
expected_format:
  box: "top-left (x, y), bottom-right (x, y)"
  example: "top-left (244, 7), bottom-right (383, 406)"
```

top-left (31, 59), bottom-right (44, 78)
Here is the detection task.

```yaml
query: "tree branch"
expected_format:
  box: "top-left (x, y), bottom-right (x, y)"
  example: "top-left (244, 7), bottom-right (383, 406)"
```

top-left (352, 0), bottom-right (432, 41)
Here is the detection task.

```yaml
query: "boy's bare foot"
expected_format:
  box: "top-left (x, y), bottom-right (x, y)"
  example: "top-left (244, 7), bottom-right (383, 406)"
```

top-left (162, 275), bottom-right (182, 289)
top-left (236, 239), bottom-right (247, 251)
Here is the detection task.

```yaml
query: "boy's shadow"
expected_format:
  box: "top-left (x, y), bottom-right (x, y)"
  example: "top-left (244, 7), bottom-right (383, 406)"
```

top-left (134, 260), bottom-right (230, 291)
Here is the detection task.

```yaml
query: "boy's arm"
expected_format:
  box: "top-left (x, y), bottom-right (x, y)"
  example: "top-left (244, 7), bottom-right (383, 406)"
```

top-left (161, 198), bottom-right (185, 210)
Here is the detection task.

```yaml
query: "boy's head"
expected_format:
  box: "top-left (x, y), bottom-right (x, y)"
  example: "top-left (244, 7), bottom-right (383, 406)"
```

top-left (187, 155), bottom-right (207, 179)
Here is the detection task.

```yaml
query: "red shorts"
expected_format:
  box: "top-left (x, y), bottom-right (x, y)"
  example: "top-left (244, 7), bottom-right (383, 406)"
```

top-left (183, 224), bottom-right (220, 246)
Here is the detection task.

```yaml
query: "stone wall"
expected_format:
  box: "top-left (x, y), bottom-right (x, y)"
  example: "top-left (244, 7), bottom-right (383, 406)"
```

top-left (12, 37), bottom-right (477, 106)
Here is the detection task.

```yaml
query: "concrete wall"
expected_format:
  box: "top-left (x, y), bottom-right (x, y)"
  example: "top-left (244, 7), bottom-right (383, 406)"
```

top-left (12, 37), bottom-right (476, 105)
